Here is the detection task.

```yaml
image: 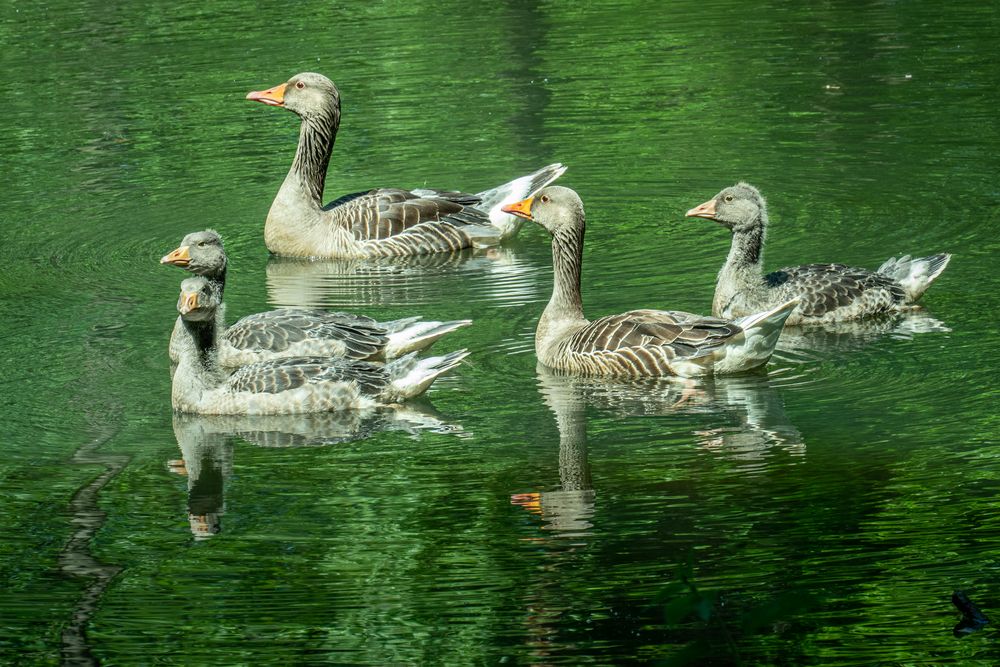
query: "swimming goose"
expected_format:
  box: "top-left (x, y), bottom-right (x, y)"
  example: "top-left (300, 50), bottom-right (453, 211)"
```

top-left (501, 186), bottom-right (797, 378)
top-left (686, 183), bottom-right (951, 325)
top-left (171, 277), bottom-right (469, 415)
top-left (246, 72), bottom-right (566, 258)
top-left (162, 230), bottom-right (471, 367)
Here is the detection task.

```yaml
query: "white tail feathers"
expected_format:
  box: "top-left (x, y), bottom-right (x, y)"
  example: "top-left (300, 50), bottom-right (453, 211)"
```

top-left (476, 163), bottom-right (568, 240)
top-left (877, 253), bottom-right (951, 302)
top-left (386, 349), bottom-right (471, 400)
top-left (383, 319), bottom-right (472, 359)
top-left (735, 298), bottom-right (799, 333)
top-left (709, 299), bottom-right (799, 375)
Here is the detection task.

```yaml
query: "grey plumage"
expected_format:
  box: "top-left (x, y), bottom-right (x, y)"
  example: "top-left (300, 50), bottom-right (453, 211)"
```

top-left (162, 230), bottom-right (471, 367)
top-left (502, 186), bottom-right (794, 378)
top-left (246, 72), bottom-right (564, 258)
top-left (169, 277), bottom-right (469, 415)
top-left (686, 182), bottom-right (951, 325)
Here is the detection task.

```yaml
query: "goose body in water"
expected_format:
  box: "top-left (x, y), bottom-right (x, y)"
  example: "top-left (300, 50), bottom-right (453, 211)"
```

top-left (502, 186), bottom-right (797, 378)
top-left (686, 183), bottom-right (951, 325)
top-left (162, 230), bottom-right (471, 367)
top-left (245, 72), bottom-right (566, 258)
top-left (171, 277), bottom-right (469, 415)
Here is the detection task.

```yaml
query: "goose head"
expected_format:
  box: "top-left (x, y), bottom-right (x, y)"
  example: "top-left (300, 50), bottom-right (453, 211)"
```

top-left (161, 230), bottom-right (227, 278)
top-left (501, 185), bottom-right (585, 237)
top-left (177, 277), bottom-right (220, 323)
top-left (686, 182), bottom-right (766, 232)
top-left (246, 72), bottom-right (341, 122)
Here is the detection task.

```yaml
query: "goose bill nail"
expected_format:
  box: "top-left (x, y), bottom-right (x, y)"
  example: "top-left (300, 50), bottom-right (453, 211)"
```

top-left (501, 197), bottom-right (534, 220)
top-left (161, 246), bottom-right (191, 266)
top-left (685, 199), bottom-right (717, 219)
top-left (179, 292), bottom-right (199, 314)
top-left (246, 83), bottom-right (287, 106)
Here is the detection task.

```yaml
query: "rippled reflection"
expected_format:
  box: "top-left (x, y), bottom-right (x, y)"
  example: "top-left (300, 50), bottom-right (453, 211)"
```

top-left (169, 405), bottom-right (464, 539)
top-left (775, 310), bottom-right (950, 361)
top-left (266, 247), bottom-right (541, 309)
top-left (535, 364), bottom-right (804, 472)
top-left (511, 365), bottom-right (597, 538)
top-left (516, 364), bottom-right (804, 537)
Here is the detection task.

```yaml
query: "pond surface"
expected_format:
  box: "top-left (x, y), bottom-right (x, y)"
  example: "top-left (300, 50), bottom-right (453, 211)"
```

top-left (2, 0), bottom-right (999, 664)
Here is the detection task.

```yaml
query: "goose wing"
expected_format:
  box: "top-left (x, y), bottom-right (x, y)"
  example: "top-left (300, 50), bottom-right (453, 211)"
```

top-left (226, 357), bottom-right (389, 395)
top-left (326, 188), bottom-right (489, 242)
top-left (567, 309), bottom-right (741, 373)
top-left (225, 309), bottom-right (389, 359)
top-left (768, 264), bottom-right (905, 318)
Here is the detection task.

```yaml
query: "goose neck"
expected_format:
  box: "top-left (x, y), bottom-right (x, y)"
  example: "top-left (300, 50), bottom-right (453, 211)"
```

top-left (543, 225), bottom-right (586, 324)
top-left (728, 220), bottom-right (765, 270)
top-left (285, 107), bottom-right (339, 207)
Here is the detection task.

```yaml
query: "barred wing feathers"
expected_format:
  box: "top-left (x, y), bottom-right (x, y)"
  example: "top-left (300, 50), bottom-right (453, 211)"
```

top-left (564, 309), bottom-right (742, 376)
top-left (767, 263), bottom-right (905, 318)
top-left (226, 357), bottom-right (389, 396)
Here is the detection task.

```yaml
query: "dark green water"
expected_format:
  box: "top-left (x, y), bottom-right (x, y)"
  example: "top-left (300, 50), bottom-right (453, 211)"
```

top-left (2, 0), bottom-right (999, 664)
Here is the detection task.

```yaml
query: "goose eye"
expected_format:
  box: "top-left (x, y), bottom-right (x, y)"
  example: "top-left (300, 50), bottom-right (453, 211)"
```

top-left (724, 195), bottom-right (734, 203)
top-left (540, 195), bottom-right (550, 203)
top-left (198, 241), bottom-right (207, 247)
top-left (295, 81), bottom-right (305, 90)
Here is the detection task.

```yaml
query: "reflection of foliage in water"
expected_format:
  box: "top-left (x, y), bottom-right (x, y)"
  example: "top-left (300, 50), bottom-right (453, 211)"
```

top-left (655, 559), bottom-right (821, 666)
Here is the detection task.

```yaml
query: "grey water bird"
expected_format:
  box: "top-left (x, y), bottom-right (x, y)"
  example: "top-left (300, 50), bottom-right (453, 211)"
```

top-left (245, 72), bottom-right (566, 258)
top-left (686, 182), bottom-right (950, 325)
top-left (170, 277), bottom-right (468, 415)
top-left (162, 230), bottom-right (471, 368)
top-left (502, 186), bottom-right (797, 378)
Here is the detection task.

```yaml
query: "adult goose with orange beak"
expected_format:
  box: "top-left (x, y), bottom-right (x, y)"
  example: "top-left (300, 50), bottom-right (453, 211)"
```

top-left (501, 186), bottom-right (797, 378)
top-left (170, 277), bottom-right (470, 415)
top-left (246, 72), bottom-right (565, 258)
top-left (161, 229), bottom-right (472, 368)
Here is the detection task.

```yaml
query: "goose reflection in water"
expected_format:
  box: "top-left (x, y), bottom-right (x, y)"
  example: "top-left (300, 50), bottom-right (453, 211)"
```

top-left (513, 365), bottom-right (805, 534)
top-left (775, 310), bottom-right (950, 361)
top-left (266, 246), bottom-right (538, 310)
top-left (510, 365), bottom-right (597, 538)
top-left (168, 403), bottom-right (464, 539)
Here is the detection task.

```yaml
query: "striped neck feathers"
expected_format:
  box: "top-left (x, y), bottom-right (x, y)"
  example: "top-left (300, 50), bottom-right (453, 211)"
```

top-left (288, 103), bottom-right (341, 207)
top-left (545, 223), bottom-right (586, 322)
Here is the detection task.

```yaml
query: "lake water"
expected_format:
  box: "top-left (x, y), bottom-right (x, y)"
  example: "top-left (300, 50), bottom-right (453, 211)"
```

top-left (2, 0), bottom-right (999, 664)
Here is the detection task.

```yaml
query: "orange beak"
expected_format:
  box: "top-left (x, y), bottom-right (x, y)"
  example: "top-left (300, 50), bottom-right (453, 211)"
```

top-left (246, 82), bottom-right (287, 107)
top-left (161, 245), bottom-right (191, 267)
top-left (501, 196), bottom-right (535, 220)
top-left (685, 198), bottom-right (717, 220)
top-left (178, 291), bottom-right (199, 315)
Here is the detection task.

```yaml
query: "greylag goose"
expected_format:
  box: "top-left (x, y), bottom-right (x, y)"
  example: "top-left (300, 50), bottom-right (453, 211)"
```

top-left (162, 230), bottom-right (471, 367)
top-left (501, 186), bottom-right (797, 378)
top-left (246, 72), bottom-right (566, 258)
top-left (171, 277), bottom-right (469, 415)
top-left (686, 182), bottom-right (951, 325)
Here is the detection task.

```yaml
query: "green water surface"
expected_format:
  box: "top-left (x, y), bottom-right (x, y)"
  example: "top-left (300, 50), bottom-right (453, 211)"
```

top-left (1, 0), bottom-right (999, 664)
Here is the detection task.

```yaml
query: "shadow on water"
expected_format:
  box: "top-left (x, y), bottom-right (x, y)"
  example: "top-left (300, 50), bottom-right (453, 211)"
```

top-left (60, 318), bottom-right (132, 665)
top-left (653, 557), bottom-right (822, 666)
top-left (168, 402), bottom-right (465, 539)
top-left (265, 246), bottom-right (540, 309)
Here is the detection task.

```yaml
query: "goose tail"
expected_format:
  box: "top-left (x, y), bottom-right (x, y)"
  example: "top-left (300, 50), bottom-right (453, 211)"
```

top-left (383, 319), bottom-right (473, 359)
top-left (877, 253), bottom-right (951, 302)
top-left (385, 349), bottom-right (470, 400)
top-left (712, 299), bottom-right (799, 374)
top-left (475, 163), bottom-right (568, 240)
